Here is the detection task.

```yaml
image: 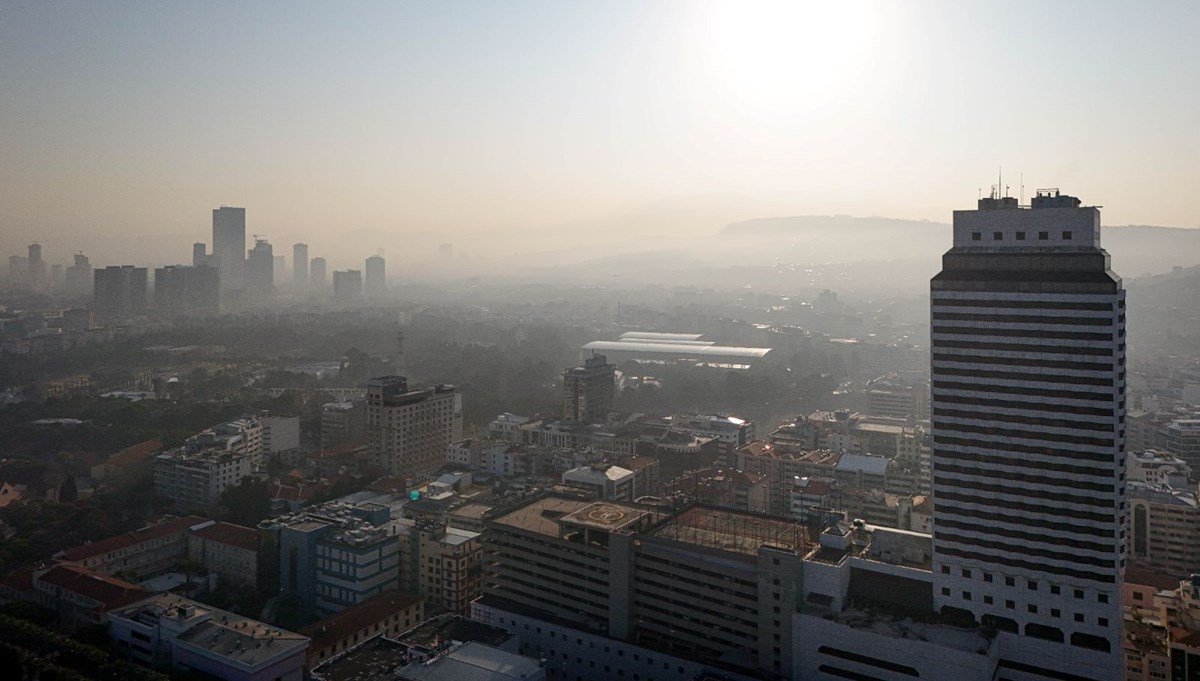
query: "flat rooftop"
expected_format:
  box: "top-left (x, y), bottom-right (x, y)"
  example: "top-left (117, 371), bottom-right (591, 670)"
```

top-left (312, 636), bottom-right (408, 681)
top-left (560, 501), bottom-right (657, 534)
top-left (491, 496), bottom-right (593, 538)
top-left (649, 505), bottom-right (808, 557)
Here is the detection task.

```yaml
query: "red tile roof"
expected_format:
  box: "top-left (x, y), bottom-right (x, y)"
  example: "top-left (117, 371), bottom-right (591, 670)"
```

top-left (188, 521), bottom-right (259, 552)
top-left (35, 564), bottom-right (151, 611)
top-left (301, 592), bottom-right (423, 652)
top-left (1126, 567), bottom-right (1182, 592)
top-left (58, 515), bottom-right (209, 562)
top-left (109, 439), bottom-right (163, 468)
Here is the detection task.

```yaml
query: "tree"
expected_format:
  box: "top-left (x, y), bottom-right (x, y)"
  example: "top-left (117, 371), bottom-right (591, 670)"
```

top-left (218, 477), bottom-right (271, 526)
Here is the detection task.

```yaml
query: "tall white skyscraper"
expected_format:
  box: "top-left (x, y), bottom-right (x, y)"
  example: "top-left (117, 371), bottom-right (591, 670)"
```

top-left (930, 190), bottom-right (1126, 681)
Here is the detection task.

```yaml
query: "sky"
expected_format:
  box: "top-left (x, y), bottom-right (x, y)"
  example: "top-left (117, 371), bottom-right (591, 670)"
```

top-left (1, 0), bottom-right (1198, 268)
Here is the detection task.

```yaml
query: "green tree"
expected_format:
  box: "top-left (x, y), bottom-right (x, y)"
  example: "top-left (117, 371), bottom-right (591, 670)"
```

top-left (218, 477), bottom-right (271, 526)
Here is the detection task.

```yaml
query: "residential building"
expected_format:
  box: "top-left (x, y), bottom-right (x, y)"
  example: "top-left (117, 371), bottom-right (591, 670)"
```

top-left (665, 467), bottom-right (771, 513)
top-left (364, 255), bottom-right (385, 297)
top-left (187, 520), bottom-right (259, 586)
top-left (321, 401), bottom-right (365, 449)
top-left (154, 448), bottom-right (253, 512)
top-left (333, 270), bottom-right (362, 302)
top-left (245, 237), bottom-right (274, 299)
top-left (366, 376), bottom-right (463, 480)
top-left (1164, 419), bottom-right (1200, 474)
top-left (310, 257), bottom-right (327, 288)
top-left (789, 476), bottom-right (836, 524)
top-left (397, 519), bottom-right (483, 614)
top-left (930, 189), bottom-right (1126, 679)
top-left (153, 264), bottom-right (220, 317)
top-left (212, 206), bottom-right (246, 291)
top-left (56, 514), bottom-right (208, 579)
top-left (93, 265), bottom-right (148, 323)
top-left (1128, 481), bottom-right (1200, 578)
top-left (192, 242), bottom-right (207, 267)
top-left (562, 354), bottom-right (615, 423)
top-left (108, 593), bottom-right (308, 681)
top-left (65, 251), bottom-right (91, 295)
top-left (1130, 450), bottom-right (1193, 487)
top-left (864, 376), bottom-right (931, 420)
top-left (301, 591), bottom-right (424, 670)
top-left (293, 243), bottom-right (308, 285)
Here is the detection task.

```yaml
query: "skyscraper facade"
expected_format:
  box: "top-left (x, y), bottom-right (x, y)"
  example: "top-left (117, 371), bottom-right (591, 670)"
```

top-left (292, 243), bottom-right (308, 285)
top-left (930, 190), bottom-right (1126, 680)
top-left (365, 376), bottom-right (462, 480)
top-left (245, 238), bottom-right (274, 299)
top-left (192, 242), bottom-right (207, 267)
top-left (562, 354), bottom-right (616, 423)
top-left (153, 265), bottom-right (219, 318)
top-left (332, 269), bottom-right (362, 302)
top-left (93, 265), bottom-right (148, 323)
top-left (309, 257), bottom-right (327, 288)
top-left (364, 255), bottom-right (385, 297)
top-left (212, 206), bottom-right (246, 291)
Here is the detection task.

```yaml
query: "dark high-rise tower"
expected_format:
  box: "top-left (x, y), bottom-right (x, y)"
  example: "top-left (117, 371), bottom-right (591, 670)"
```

top-left (93, 265), bottom-right (148, 323)
top-left (245, 238), bottom-right (274, 298)
top-left (562, 354), bottom-right (616, 424)
top-left (930, 189), bottom-right (1125, 680)
top-left (212, 206), bottom-right (246, 291)
top-left (293, 243), bottom-right (308, 285)
top-left (364, 255), bottom-right (385, 297)
top-left (310, 257), bottom-right (327, 288)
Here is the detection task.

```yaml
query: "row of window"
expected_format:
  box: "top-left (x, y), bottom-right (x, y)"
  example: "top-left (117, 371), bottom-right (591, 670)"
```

top-left (971, 230), bottom-right (1072, 241)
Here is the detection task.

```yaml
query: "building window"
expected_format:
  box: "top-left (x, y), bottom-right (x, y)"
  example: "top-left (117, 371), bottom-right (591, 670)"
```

top-left (941, 565), bottom-right (950, 574)
top-left (963, 592), bottom-right (972, 601)
top-left (1098, 617), bottom-right (1109, 627)
top-left (1075, 613), bottom-right (1085, 623)
top-left (1016, 231), bottom-right (1025, 240)
top-left (1074, 589), bottom-right (1084, 599)
top-left (993, 232), bottom-right (1003, 240)
top-left (1050, 585), bottom-right (1060, 595)
top-left (942, 588), bottom-right (951, 596)
top-left (971, 232), bottom-right (982, 241)
top-left (1028, 604), bottom-right (1037, 614)
top-left (1039, 231), bottom-right (1049, 240)
top-left (961, 569), bottom-right (971, 578)
top-left (1006, 600), bottom-right (1015, 610)
top-left (1051, 608), bottom-right (1061, 618)
top-left (1027, 581), bottom-right (1037, 591)
top-left (984, 595), bottom-right (993, 605)
top-left (983, 573), bottom-right (993, 583)
top-left (1098, 594), bottom-right (1108, 604)
top-left (1062, 231), bottom-right (1072, 240)
top-left (1006, 577), bottom-right (1015, 587)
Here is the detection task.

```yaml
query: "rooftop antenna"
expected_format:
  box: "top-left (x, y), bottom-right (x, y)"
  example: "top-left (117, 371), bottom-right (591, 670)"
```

top-left (1020, 173), bottom-right (1024, 205)
top-left (977, 188), bottom-right (982, 201)
top-left (998, 167), bottom-right (1003, 198)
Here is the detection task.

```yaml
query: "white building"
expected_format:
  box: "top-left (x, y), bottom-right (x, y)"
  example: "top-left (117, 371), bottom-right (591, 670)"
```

top-left (154, 449), bottom-right (253, 512)
top-left (561, 464), bottom-right (636, 500)
top-left (930, 190), bottom-right (1126, 680)
top-left (1129, 449), bottom-right (1192, 487)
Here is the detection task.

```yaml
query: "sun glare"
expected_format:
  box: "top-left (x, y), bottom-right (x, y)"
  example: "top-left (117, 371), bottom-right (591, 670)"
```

top-left (697, 0), bottom-right (875, 111)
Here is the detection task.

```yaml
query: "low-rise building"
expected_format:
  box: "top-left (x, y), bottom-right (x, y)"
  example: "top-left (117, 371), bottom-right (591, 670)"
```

top-left (187, 520), bottom-right (259, 586)
top-left (1128, 481), bottom-right (1200, 578)
top-left (301, 591), bottom-right (424, 670)
top-left (1130, 450), bottom-right (1193, 487)
top-left (108, 593), bottom-right (308, 681)
top-left (398, 519), bottom-right (483, 614)
top-left (396, 641), bottom-right (545, 681)
top-left (154, 448), bottom-right (254, 512)
top-left (665, 467), bottom-right (771, 513)
top-left (30, 564), bottom-right (151, 630)
top-left (56, 515), bottom-right (209, 579)
top-left (561, 464), bottom-right (636, 501)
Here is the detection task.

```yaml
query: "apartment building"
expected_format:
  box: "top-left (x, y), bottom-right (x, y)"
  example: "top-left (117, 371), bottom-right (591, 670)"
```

top-left (187, 520), bottom-right (260, 586)
top-left (154, 448), bottom-right (253, 512)
top-left (366, 376), bottom-right (463, 480)
top-left (56, 515), bottom-right (208, 579)
top-left (397, 519), bottom-right (483, 614)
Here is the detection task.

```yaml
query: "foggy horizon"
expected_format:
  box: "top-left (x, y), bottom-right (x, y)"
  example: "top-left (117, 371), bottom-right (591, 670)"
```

top-left (3, 1), bottom-right (1199, 274)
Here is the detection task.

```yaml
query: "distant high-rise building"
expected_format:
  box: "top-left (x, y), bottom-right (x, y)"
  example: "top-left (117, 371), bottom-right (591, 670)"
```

top-left (93, 265), bottom-right (148, 323)
top-left (192, 242), bottom-right (207, 267)
top-left (245, 238), bottom-right (274, 298)
top-left (332, 269), bottom-right (362, 302)
top-left (562, 354), bottom-right (615, 423)
top-left (931, 190), bottom-right (1125, 680)
top-left (8, 255), bottom-right (27, 284)
top-left (364, 256), bottom-right (385, 296)
top-left (154, 265), bottom-right (220, 318)
top-left (366, 376), bottom-right (462, 479)
top-left (439, 243), bottom-right (453, 260)
top-left (26, 242), bottom-right (45, 289)
top-left (272, 255), bottom-right (286, 284)
top-left (309, 257), bottom-right (327, 288)
top-left (292, 243), bottom-right (308, 285)
top-left (212, 206), bottom-right (246, 291)
top-left (65, 252), bottom-right (91, 296)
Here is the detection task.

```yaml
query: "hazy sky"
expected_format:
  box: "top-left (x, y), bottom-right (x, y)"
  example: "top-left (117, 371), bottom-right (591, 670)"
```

top-left (2, 1), bottom-right (1198, 266)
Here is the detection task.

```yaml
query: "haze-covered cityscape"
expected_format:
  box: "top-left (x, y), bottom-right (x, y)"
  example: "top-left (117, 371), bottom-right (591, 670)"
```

top-left (1, 2), bottom-right (1199, 681)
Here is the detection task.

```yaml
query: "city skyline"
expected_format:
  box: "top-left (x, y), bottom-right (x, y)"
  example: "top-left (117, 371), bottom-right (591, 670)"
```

top-left (2, 1), bottom-right (1198, 267)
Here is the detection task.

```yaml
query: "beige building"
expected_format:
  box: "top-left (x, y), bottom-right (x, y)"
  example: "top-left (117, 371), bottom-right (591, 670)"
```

top-left (366, 376), bottom-right (462, 481)
top-left (187, 520), bottom-right (259, 585)
top-left (56, 515), bottom-right (208, 579)
top-left (1128, 481), bottom-right (1200, 579)
top-left (398, 519), bottom-right (482, 615)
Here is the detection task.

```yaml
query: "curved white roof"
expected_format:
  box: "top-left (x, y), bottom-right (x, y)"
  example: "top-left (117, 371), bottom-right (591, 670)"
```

top-left (620, 331), bottom-right (704, 341)
top-left (583, 340), bottom-right (771, 359)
